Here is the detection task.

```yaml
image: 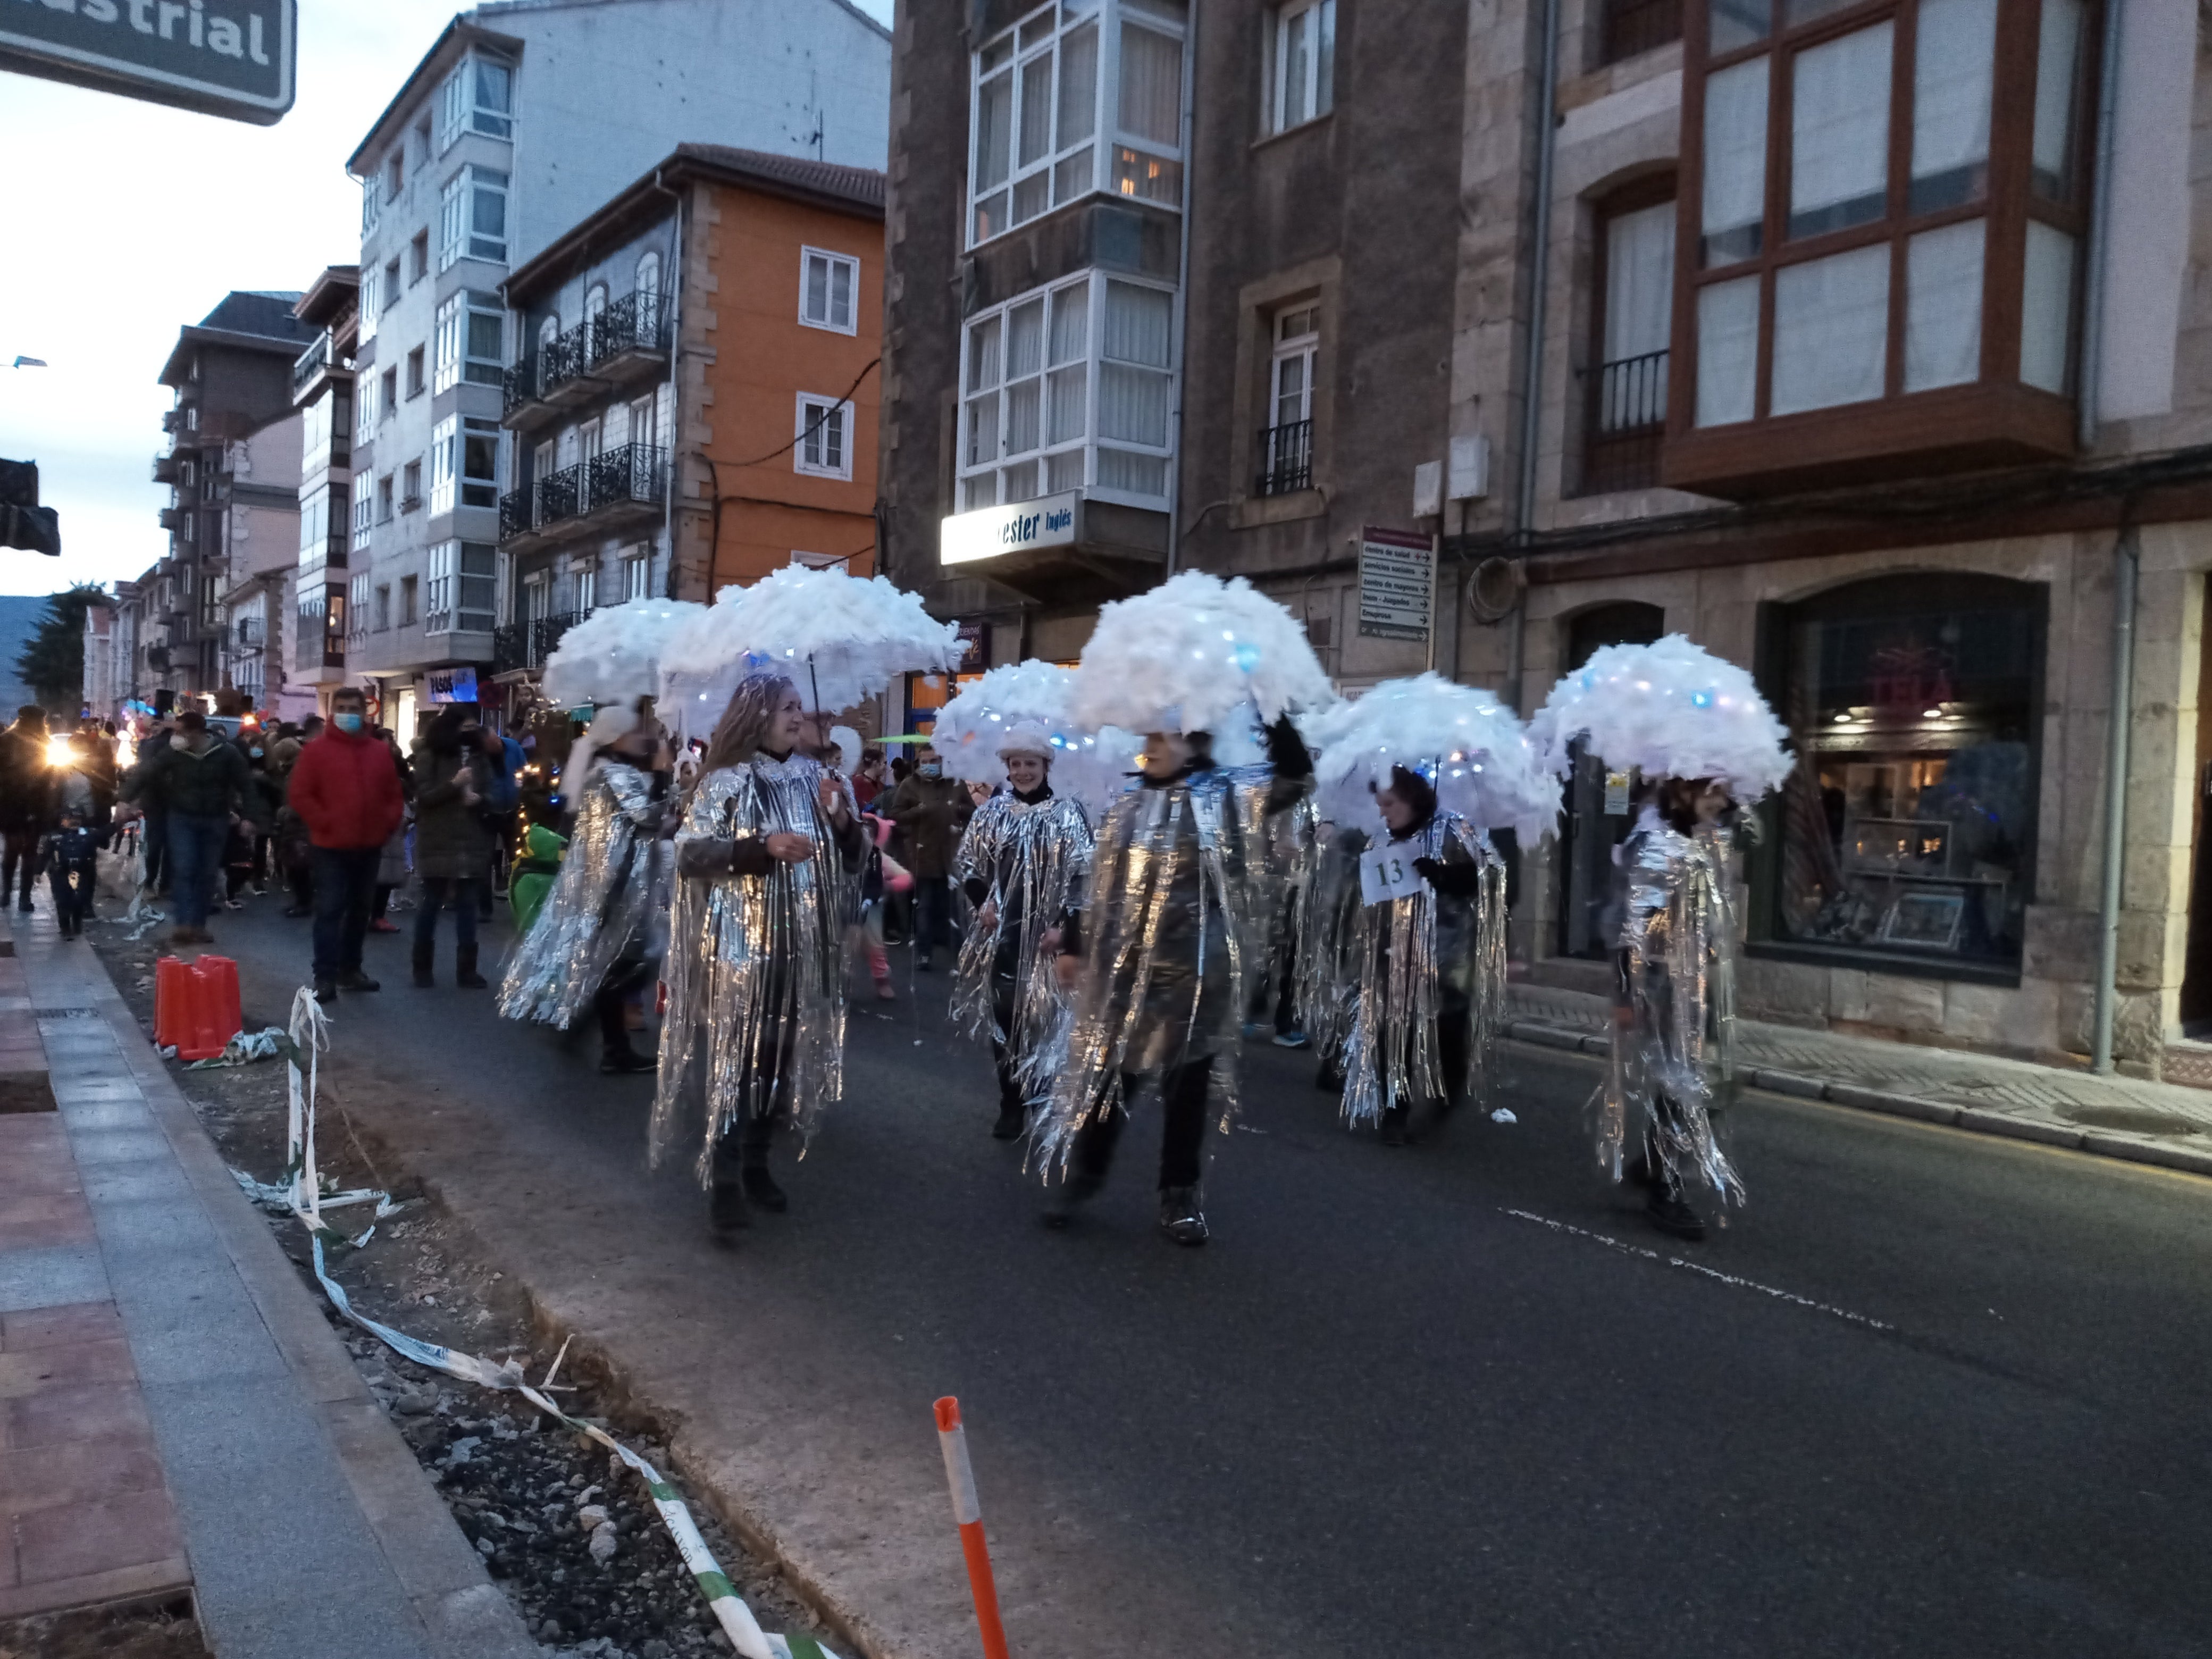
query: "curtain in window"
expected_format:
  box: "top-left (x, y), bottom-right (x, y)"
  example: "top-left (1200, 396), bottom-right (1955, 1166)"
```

top-left (1102, 281), bottom-right (1172, 366)
top-left (968, 316), bottom-right (1002, 392)
top-left (2031, 0), bottom-right (2085, 197)
top-left (1048, 367), bottom-right (1087, 444)
top-left (1789, 23), bottom-right (1891, 238)
top-left (1118, 24), bottom-right (1182, 146)
top-left (1701, 57), bottom-right (1768, 264)
top-left (1019, 53), bottom-right (1054, 167)
top-left (1101, 280), bottom-right (1174, 445)
top-left (1058, 23), bottom-right (1098, 145)
top-left (2020, 222), bottom-right (2075, 393)
top-left (1904, 220), bottom-right (1984, 392)
top-left (1604, 199), bottom-right (1675, 362)
top-left (1771, 244), bottom-right (1890, 414)
top-left (1099, 369), bottom-right (1170, 446)
top-left (1007, 299), bottom-right (1045, 380)
top-left (1281, 7), bottom-right (1312, 128)
top-left (1911, 0), bottom-right (1994, 211)
top-left (976, 71), bottom-right (1013, 191)
top-left (1695, 276), bottom-right (1759, 425)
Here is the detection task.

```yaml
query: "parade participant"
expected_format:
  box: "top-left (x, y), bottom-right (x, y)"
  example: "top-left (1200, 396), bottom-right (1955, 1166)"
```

top-left (651, 674), bottom-right (866, 1235)
top-left (950, 720), bottom-right (1094, 1139)
top-left (1036, 572), bottom-right (1331, 1246)
top-left (1531, 635), bottom-right (1790, 1242)
top-left (498, 701), bottom-right (672, 1074)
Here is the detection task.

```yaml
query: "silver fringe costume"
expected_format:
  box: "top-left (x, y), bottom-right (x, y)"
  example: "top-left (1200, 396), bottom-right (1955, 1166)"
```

top-left (1034, 764), bottom-right (1298, 1171)
top-left (1329, 813), bottom-right (1510, 1127)
top-left (649, 753), bottom-right (853, 1184)
top-left (1296, 826), bottom-right (1367, 1061)
top-left (497, 759), bottom-right (666, 1028)
top-left (950, 790), bottom-right (1093, 1083)
top-left (1595, 805), bottom-right (1746, 1213)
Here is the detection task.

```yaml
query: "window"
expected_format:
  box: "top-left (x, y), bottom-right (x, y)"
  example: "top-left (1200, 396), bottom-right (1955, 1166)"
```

top-left (969, 0), bottom-right (1182, 247)
top-left (409, 231), bottom-right (429, 286)
top-left (358, 266), bottom-right (379, 345)
top-left (1600, 0), bottom-right (1684, 65)
top-left (635, 250), bottom-right (661, 303)
top-left (401, 459), bottom-right (422, 510)
top-left (795, 395), bottom-right (852, 480)
top-left (629, 394), bottom-right (656, 454)
top-left (431, 415), bottom-right (500, 513)
top-left (1256, 302), bottom-right (1318, 496)
top-left (1766, 574), bottom-right (2042, 974)
top-left (438, 55), bottom-right (514, 148)
top-left (438, 166), bottom-right (509, 270)
top-left (382, 258), bottom-right (401, 314)
top-left (1583, 183), bottom-right (1675, 495)
top-left (405, 346), bottom-right (425, 399)
top-left (574, 564), bottom-right (598, 615)
top-left (426, 541), bottom-right (498, 633)
top-left (623, 550), bottom-right (650, 602)
top-left (372, 581), bottom-right (390, 632)
top-left (376, 474), bottom-right (395, 522)
top-left (431, 415), bottom-right (458, 514)
top-left (361, 178), bottom-right (380, 237)
top-left (433, 290), bottom-right (504, 392)
top-left (379, 368), bottom-right (398, 423)
top-left (1670, 0), bottom-right (2094, 491)
top-left (351, 493), bottom-right (372, 552)
top-left (384, 149), bottom-right (404, 202)
top-left (400, 575), bottom-right (418, 627)
top-left (801, 248), bottom-right (859, 333)
top-left (1266, 0), bottom-right (1335, 135)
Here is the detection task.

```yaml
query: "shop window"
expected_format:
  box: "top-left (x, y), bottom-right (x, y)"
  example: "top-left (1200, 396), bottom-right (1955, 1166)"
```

top-left (1665, 0), bottom-right (2096, 497)
top-left (1763, 573), bottom-right (2042, 973)
top-left (1580, 179), bottom-right (1675, 495)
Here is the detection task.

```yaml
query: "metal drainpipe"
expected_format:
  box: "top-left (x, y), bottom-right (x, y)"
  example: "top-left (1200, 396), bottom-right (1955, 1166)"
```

top-left (651, 167), bottom-right (686, 599)
top-left (1507, 0), bottom-right (1562, 712)
top-left (1163, 0), bottom-right (1200, 578)
top-left (2085, 0), bottom-right (2129, 1074)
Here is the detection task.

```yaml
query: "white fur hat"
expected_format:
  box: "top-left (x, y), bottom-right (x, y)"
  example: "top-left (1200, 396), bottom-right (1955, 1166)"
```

top-left (995, 719), bottom-right (1055, 760)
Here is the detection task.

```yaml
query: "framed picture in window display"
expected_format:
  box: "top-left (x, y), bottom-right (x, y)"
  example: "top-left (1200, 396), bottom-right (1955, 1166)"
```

top-left (1758, 573), bottom-right (2044, 975)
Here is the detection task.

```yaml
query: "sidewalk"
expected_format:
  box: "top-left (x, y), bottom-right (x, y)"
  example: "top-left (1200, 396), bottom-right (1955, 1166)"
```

top-left (0, 907), bottom-right (537, 1657)
top-left (1507, 982), bottom-right (2212, 1178)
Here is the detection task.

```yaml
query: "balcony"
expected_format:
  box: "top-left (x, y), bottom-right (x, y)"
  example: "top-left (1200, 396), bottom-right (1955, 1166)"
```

top-left (1581, 349), bottom-right (1668, 497)
top-left (292, 330), bottom-right (339, 401)
top-left (152, 453), bottom-right (180, 484)
top-left (501, 291), bottom-right (669, 429)
top-left (1254, 420), bottom-right (1314, 498)
top-left (584, 291), bottom-right (669, 386)
top-left (492, 609), bottom-right (586, 676)
top-left (157, 506), bottom-right (187, 532)
top-left (581, 442), bottom-right (667, 530)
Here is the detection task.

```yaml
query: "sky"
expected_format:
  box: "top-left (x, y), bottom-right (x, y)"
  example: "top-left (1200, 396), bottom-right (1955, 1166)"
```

top-left (0, 0), bottom-right (893, 601)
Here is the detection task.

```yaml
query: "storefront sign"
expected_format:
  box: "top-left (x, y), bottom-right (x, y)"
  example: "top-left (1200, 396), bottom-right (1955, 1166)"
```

top-left (1359, 843), bottom-right (1430, 907)
top-left (954, 621), bottom-right (990, 671)
top-left (941, 493), bottom-right (1078, 566)
top-left (1358, 527), bottom-right (1434, 642)
top-left (427, 666), bottom-right (479, 705)
top-left (1, 0), bottom-right (296, 124)
top-left (1603, 770), bottom-right (1632, 815)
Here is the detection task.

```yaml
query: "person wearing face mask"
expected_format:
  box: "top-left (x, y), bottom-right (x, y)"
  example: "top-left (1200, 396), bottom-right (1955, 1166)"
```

top-left (884, 743), bottom-right (972, 970)
top-left (950, 723), bottom-right (1094, 1139)
top-left (284, 687), bottom-right (406, 1003)
top-left (651, 675), bottom-right (866, 1236)
top-left (499, 700), bottom-right (673, 1074)
top-left (408, 707), bottom-right (496, 989)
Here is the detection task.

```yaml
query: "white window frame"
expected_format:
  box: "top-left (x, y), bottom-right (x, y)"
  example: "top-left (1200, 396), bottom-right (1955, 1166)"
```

top-left (433, 290), bottom-right (505, 393)
top-left (358, 266), bottom-right (378, 346)
top-left (460, 417), bottom-right (500, 509)
top-left (1269, 302), bottom-right (1319, 429)
top-left (800, 247), bottom-right (860, 334)
top-left (430, 415), bottom-right (459, 514)
top-left (438, 165), bottom-right (510, 272)
top-left (361, 177), bottom-right (380, 236)
top-left (438, 54), bottom-right (515, 150)
top-left (622, 549), bottom-right (651, 602)
top-left (794, 394), bottom-right (854, 481)
top-left (426, 540), bottom-right (499, 634)
top-left (1266, 0), bottom-right (1336, 136)
top-left (351, 493), bottom-right (373, 553)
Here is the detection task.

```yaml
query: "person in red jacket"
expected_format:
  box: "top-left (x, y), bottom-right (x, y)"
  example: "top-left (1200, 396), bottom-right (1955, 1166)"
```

top-left (287, 686), bottom-right (406, 1004)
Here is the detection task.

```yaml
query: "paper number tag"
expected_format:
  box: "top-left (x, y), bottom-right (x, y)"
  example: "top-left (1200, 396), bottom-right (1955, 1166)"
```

top-left (1360, 848), bottom-right (1429, 906)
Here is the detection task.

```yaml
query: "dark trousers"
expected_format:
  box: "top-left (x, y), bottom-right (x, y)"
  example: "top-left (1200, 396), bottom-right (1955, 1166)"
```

top-left (1, 831), bottom-right (39, 909)
top-left (166, 811), bottom-right (228, 929)
top-left (311, 845), bottom-right (381, 980)
top-left (595, 956), bottom-right (652, 1060)
top-left (286, 858), bottom-right (313, 913)
top-left (1071, 1057), bottom-right (1212, 1191)
top-left (708, 986), bottom-right (797, 1182)
top-left (913, 876), bottom-right (954, 961)
top-left (47, 861), bottom-right (92, 932)
top-left (140, 812), bottom-right (169, 893)
top-left (414, 877), bottom-right (481, 951)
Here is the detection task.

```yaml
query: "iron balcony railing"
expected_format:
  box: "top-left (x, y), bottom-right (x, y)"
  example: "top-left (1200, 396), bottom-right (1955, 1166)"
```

top-left (535, 462), bottom-right (583, 526)
top-left (500, 447), bottom-right (665, 542)
top-left (498, 487), bottom-right (532, 541)
top-left (1254, 418), bottom-right (1314, 498)
top-left (291, 330), bottom-right (333, 398)
top-left (584, 442), bottom-right (667, 514)
top-left (501, 291), bottom-right (671, 417)
top-left (1583, 348), bottom-right (1669, 496)
top-left (586, 291), bottom-right (667, 369)
top-left (492, 609), bottom-right (586, 675)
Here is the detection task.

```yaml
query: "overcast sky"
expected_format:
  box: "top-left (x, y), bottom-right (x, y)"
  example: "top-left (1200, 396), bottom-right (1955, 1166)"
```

top-left (0, 0), bottom-right (893, 600)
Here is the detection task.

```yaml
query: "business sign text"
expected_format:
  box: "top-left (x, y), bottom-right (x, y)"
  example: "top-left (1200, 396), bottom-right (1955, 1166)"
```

top-left (941, 492), bottom-right (1079, 567)
top-left (1, 0), bottom-right (296, 124)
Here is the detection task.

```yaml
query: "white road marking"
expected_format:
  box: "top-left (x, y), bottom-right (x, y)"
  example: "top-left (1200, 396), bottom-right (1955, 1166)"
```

top-left (1502, 1208), bottom-right (1895, 1332)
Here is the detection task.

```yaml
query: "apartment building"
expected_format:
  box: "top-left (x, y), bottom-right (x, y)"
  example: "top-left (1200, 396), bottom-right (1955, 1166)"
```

top-left (882, 0), bottom-right (2212, 1078)
top-left (497, 145), bottom-right (885, 682)
top-left (343, 0), bottom-right (891, 741)
top-left (150, 291), bottom-right (313, 709)
top-left (287, 266), bottom-right (361, 718)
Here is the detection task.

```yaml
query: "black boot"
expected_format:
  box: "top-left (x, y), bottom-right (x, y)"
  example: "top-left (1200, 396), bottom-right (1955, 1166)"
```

top-left (314, 977), bottom-right (338, 1006)
top-left (740, 1164), bottom-right (786, 1212)
top-left (337, 967), bottom-right (381, 992)
top-left (455, 943), bottom-right (487, 989)
top-left (1158, 1185), bottom-right (1210, 1246)
top-left (412, 942), bottom-right (434, 988)
top-left (1646, 1180), bottom-right (1706, 1243)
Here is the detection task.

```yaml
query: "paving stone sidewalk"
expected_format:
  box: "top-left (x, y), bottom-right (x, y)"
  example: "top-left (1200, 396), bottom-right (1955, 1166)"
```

top-left (1507, 982), bottom-right (2212, 1179)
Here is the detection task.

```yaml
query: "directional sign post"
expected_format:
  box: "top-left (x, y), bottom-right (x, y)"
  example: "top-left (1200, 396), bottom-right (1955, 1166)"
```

top-left (1, 0), bottom-right (296, 125)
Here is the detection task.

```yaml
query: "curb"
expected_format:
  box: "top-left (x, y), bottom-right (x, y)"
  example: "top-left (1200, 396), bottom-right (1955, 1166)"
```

top-left (1504, 1019), bottom-right (2212, 1182)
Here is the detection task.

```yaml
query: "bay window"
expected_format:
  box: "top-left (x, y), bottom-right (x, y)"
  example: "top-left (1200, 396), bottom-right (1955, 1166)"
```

top-left (1668, 0), bottom-right (2097, 495)
top-left (439, 55), bottom-right (514, 149)
top-left (959, 271), bottom-right (1176, 509)
top-left (438, 166), bottom-right (509, 271)
top-left (434, 290), bottom-right (505, 392)
top-left (426, 541), bottom-right (498, 635)
top-left (430, 415), bottom-right (501, 515)
top-left (969, 0), bottom-right (1185, 248)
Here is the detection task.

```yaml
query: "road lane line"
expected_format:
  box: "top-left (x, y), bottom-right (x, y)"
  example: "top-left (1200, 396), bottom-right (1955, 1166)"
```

top-left (1501, 1208), bottom-right (1894, 1331)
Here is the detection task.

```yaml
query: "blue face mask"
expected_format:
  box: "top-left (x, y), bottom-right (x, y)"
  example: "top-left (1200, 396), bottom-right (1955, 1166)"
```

top-left (334, 713), bottom-right (364, 734)
top-left (919, 763), bottom-right (942, 779)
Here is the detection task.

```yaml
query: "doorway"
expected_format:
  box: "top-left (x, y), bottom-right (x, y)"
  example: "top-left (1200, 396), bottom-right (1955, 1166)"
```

top-left (1554, 601), bottom-right (1665, 958)
top-left (2181, 583), bottom-right (2212, 1031)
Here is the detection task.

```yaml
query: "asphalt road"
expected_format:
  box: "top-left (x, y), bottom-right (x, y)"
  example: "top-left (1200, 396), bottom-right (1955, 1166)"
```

top-left (164, 899), bottom-right (2212, 1658)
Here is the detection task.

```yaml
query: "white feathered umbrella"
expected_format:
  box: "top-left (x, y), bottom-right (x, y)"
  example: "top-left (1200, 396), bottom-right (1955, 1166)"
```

top-left (541, 598), bottom-right (706, 713)
top-left (656, 566), bottom-right (962, 741)
top-left (1070, 571), bottom-right (1332, 737)
top-left (929, 659), bottom-right (1139, 812)
top-left (1309, 673), bottom-right (1560, 842)
top-left (1528, 633), bottom-right (1791, 799)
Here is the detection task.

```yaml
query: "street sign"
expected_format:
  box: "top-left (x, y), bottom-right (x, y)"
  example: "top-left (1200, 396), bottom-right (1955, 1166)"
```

top-left (1358, 527), bottom-right (1434, 642)
top-left (1, 0), bottom-right (296, 125)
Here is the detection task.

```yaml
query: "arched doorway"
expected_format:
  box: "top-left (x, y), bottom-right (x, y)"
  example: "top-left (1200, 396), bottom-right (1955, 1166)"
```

top-left (1555, 601), bottom-right (1665, 958)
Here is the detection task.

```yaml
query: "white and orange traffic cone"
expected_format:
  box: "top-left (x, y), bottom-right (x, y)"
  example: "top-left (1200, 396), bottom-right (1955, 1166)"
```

top-left (933, 1396), bottom-right (1011, 1659)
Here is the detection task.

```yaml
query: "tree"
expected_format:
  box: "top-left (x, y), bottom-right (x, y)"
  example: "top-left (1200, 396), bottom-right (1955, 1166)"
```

top-left (14, 584), bottom-right (105, 713)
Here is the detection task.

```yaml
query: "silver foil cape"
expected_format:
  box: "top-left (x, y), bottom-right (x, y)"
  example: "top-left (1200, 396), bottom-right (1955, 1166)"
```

top-left (1321, 814), bottom-right (1510, 1126)
top-left (1033, 765), bottom-right (1294, 1174)
top-left (1596, 806), bottom-right (1745, 1213)
top-left (497, 760), bottom-right (666, 1029)
top-left (650, 754), bottom-right (851, 1184)
top-left (950, 791), bottom-right (1094, 1084)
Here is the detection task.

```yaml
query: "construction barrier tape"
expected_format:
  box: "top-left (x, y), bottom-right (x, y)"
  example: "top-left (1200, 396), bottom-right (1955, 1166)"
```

top-left (223, 986), bottom-right (842, 1659)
